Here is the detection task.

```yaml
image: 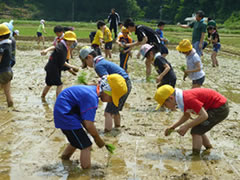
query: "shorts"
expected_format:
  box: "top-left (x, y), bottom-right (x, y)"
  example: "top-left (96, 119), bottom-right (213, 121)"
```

top-left (120, 52), bottom-right (130, 70)
top-left (91, 44), bottom-right (102, 55)
top-left (105, 78), bottom-right (132, 114)
top-left (61, 128), bottom-right (92, 150)
top-left (191, 102), bottom-right (229, 135)
top-left (154, 43), bottom-right (168, 55)
top-left (45, 68), bottom-right (62, 86)
top-left (105, 41), bottom-right (113, 50)
top-left (157, 78), bottom-right (176, 88)
top-left (0, 71), bottom-right (13, 84)
top-left (213, 43), bottom-right (221, 53)
top-left (192, 76), bottom-right (205, 85)
top-left (37, 32), bottom-right (42, 37)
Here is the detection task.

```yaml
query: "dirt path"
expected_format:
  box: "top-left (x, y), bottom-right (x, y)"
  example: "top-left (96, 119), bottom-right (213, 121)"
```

top-left (0, 41), bottom-right (239, 180)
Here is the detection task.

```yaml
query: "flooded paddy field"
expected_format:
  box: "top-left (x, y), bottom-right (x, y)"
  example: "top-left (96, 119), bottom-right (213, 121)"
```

top-left (0, 40), bottom-right (240, 180)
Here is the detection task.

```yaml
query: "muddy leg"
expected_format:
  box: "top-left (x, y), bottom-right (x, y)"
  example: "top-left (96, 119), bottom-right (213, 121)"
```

top-left (192, 134), bottom-right (203, 155)
top-left (202, 134), bottom-right (213, 149)
top-left (113, 112), bottom-right (121, 128)
top-left (56, 85), bottom-right (63, 97)
top-left (2, 81), bottom-right (13, 107)
top-left (104, 112), bottom-right (113, 132)
top-left (41, 85), bottom-right (51, 98)
top-left (145, 58), bottom-right (152, 80)
top-left (61, 144), bottom-right (76, 160)
top-left (211, 52), bottom-right (217, 67)
top-left (80, 146), bottom-right (91, 169)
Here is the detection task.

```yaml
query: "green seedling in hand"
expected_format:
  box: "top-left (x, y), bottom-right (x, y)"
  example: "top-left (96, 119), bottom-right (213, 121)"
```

top-left (180, 65), bottom-right (186, 72)
top-left (77, 72), bottom-right (87, 85)
top-left (167, 129), bottom-right (176, 136)
top-left (105, 144), bottom-right (116, 154)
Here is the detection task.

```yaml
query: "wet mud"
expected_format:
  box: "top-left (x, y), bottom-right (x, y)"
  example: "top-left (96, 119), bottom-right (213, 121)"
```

top-left (0, 40), bottom-right (240, 180)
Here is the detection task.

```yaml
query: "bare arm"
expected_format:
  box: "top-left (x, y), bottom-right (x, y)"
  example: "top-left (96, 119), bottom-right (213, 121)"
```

top-left (126, 36), bottom-right (148, 48)
top-left (0, 55), bottom-right (2, 63)
top-left (199, 32), bottom-right (205, 49)
top-left (177, 107), bottom-right (208, 136)
top-left (41, 46), bottom-right (55, 56)
top-left (179, 24), bottom-right (190, 28)
top-left (64, 62), bottom-right (79, 72)
top-left (156, 64), bottom-right (170, 83)
top-left (82, 120), bottom-right (105, 148)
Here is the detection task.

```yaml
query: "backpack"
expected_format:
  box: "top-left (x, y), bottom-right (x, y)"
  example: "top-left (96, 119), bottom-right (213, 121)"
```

top-left (89, 31), bottom-right (96, 43)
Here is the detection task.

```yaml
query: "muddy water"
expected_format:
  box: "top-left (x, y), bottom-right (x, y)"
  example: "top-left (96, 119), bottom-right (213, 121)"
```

top-left (0, 41), bottom-right (240, 180)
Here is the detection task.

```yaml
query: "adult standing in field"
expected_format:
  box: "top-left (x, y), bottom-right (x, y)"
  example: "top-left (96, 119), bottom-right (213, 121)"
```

top-left (124, 18), bottom-right (168, 80)
top-left (108, 8), bottom-right (120, 39)
top-left (178, 10), bottom-right (207, 57)
top-left (37, 19), bottom-right (47, 45)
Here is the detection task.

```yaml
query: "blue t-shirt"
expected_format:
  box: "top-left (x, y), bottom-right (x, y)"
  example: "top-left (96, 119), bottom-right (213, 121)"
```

top-left (156, 29), bottom-right (164, 45)
top-left (54, 85), bottom-right (99, 130)
top-left (94, 57), bottom-right (129, 79)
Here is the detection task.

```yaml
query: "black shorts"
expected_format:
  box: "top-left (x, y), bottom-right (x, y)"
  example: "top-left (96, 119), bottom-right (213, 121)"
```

top-left (192, 76), bottom-right (205, 85)
top-left (91, 44), bottom-right (102, 55)
top-left (45, 68), bottom-right (62, 86)
top-left (105, 78), bottom-right (132, 114)
top-left (37, 32), bottom-right (42, 37)
top-left (105, 41), bottom-right (113, 50)
top-left (61, 128), bottom-right (92, 150)
top-left (157, 78), bottom-right (176, 88)
top-left (191, 102), bottom-right (229, 135)
top-left (0, 71), bottom-right (13, 84)
top-left (155, 43), bottom-right (168, 55)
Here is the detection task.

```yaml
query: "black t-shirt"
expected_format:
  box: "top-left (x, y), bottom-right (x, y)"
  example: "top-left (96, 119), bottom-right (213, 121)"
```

top-left (108, 12), bottom-right (120, 26)
top-left (154, 55), bottom-right (176, 82)
top-left (212, 31), bottom-right (220, 43)
top-left (135, 25), bottom-right (161, 45)
top-left (45, 42), bottom-right (67, 71)
top-left (0, 40), bottom-right (12, 72)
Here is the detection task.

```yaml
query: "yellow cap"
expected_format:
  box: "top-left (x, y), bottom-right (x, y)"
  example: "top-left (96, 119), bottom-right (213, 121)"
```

top-left (154, 85), bottom-right (174, 110)
top-left (107, 74), bottom-right (128, 107)
top-left (176, 39), bottom-right (192, 52)
top-left (121, 27), bottom-right (129, 33)
top-left (0, 24), bottom-right (11, 36)
top-left (64, 31), bottom-right (77, 41)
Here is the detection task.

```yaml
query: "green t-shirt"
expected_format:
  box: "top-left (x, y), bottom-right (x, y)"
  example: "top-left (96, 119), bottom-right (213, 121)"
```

top-left (37, 24), bottom-right (45, 33)
top-left (189, 20), bottom-right (207, 43)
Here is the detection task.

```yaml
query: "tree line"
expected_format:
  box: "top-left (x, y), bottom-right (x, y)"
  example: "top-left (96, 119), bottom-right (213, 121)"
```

top-left (1, 0), bottom-right (240, 24)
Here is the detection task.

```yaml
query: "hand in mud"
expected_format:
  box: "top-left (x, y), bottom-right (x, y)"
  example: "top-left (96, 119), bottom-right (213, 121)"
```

top-left (165, 127), bottom-right (175, 136)
top-left (156, 76), bottom-right (162, 83)
top-left (41, 50), bottom-right (47, 56)
top-left (177, 125), bottom-right (189, 136)
top-left (105, 144), bottom-right (116, 154)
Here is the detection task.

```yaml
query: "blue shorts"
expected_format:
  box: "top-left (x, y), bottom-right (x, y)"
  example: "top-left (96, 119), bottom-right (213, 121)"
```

top-left (213, 43), bottom-right (221, 53)
top-left (37, 32), bottom-right (42, 37)
top-left (61, 128), bottom-right (92, 150)
top-left (192, 76), bottom-right (205, 85)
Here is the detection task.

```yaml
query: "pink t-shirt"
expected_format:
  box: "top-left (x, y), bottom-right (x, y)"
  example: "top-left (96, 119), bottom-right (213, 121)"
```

top-left (183, 88), bottom-right (227, 114)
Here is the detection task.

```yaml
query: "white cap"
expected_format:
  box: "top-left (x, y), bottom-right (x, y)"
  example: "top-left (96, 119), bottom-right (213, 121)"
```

top-left (14, 30), bottom-right (19, 36)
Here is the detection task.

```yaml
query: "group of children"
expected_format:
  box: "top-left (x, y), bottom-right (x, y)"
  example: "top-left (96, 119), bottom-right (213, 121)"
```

top-left (0, 12), bottom-right (229, 169)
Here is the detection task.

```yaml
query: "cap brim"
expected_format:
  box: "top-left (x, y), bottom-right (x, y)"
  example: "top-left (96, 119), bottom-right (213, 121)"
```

top-left (64, 38), bottom-right (77, 41)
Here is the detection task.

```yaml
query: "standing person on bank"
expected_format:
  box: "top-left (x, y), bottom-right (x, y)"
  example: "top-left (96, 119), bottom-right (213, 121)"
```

top-left (107, 8), bottom-right (120, 39)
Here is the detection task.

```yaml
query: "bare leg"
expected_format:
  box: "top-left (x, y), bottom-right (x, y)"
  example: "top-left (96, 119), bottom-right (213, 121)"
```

top-left (104, 112), bottom-right (113, 132)
top-left (145, 58), bottom-right (152, 80)
top-left (2, 81), bottom-right (13, 107)
top-left (61, 144), bottom-right (76, 160)
top-left (41, 85), bottom-right (51, 98)
top-left (80, 146), bottom-right (91, 169)
top-left (202, 134), bottom-right (213, 149)
top-left (113, 112), bottom-right (121, 128)
top-left (56, 85), bottom-right (63, 97)
top-left (37, 37), bottom-right (40, 45)
top-left (192, 134), bottom-right (203, 154)
top-left (42, 36), bottom-right (45, 46)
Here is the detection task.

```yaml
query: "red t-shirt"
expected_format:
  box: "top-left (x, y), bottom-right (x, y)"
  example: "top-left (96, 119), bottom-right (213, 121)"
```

top-left (183, 88), bottom-right (227, 114)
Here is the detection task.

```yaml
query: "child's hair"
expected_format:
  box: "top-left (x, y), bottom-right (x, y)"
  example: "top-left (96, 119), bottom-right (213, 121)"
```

top-left (0, 33), bottom-right (10, 40)
top-left (158, 21), bottom-right (165, 27)
top-left (54, 26), bottom-right (64, 33)
top-left (207, 25), bottom-right (216, 31)
top-left (145, 45), bottom-right (159, 58)
top-left (207, 17), bottom-right (212, 22)
top-left (89, 50), bottom-right (98, 58)
top-left (97, 20), bottom-right (106, 29)
top-left (63, 26), bottom-right (74, 32)
top-left (196, 10), bottom-right (205, 18)
top-left (124, 18), bottom-right (135, 28)
top-left (118, 22), bottom-right (123, 26)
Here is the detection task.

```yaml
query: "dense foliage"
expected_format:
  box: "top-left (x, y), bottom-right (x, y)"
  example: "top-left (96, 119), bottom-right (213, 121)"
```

top-left (1, 0), bottom-right (240, 24)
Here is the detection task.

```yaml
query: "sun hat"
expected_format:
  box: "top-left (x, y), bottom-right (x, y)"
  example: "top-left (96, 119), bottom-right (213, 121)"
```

top-left (79, 46), bottom-right (94, 68)
top-left (176, 39), bottom-right (192, 52)
top-left (14, 30), bottom-right (19, 36)
top-left (0, 24), bottom-right (11, 36)
top-left (63, 31), bottom-right (77, 41)
top-left (40, 19), bottom-right (45, 24)
top-left (154, 84), bottom-right (174, 110)
top-left (140, 44), bottom-right (154, 60)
